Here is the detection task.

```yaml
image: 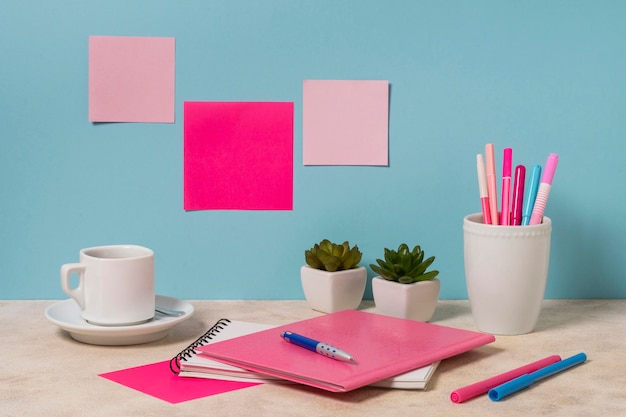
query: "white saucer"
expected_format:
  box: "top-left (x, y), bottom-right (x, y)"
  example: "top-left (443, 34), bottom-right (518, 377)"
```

top-left (45, 295), bottom-right (194, 346)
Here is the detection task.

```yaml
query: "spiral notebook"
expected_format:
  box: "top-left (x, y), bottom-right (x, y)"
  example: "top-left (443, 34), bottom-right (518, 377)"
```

top-left (196, 310), bottom-right (495, 392)
top-left (170, 318), bottom-right (440, 389)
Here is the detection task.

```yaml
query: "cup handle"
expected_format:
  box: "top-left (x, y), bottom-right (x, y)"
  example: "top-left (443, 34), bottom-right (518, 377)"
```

top-left (60, 263), bottom-right (87, 310)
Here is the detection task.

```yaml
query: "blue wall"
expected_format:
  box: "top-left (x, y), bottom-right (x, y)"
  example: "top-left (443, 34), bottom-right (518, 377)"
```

top-left (2, 0), bottom-right (625, 300)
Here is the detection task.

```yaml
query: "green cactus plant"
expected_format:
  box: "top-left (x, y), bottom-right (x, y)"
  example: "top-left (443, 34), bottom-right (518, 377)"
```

top-left (370, 243), bottom-right (439, 284)
top-left (305, 239), bottom-right (363, 272)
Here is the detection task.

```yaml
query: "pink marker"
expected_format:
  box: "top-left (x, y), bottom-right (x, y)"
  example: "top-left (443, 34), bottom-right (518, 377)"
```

top-left (511, 165), bottom-right (526, 225)
top-left (500, 148), bottom-right (513, 225)
top-left (485, 144), bottom-right (499, 225)
top-left (529, 153), bottom-right (559, 225)
top-left (450, 355), bottom-right (561, 403)
top-left (476, 154), bottom-right (492, 224)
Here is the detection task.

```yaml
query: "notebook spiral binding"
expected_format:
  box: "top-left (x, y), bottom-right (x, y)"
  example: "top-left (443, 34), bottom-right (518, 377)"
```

top-left (169, 318), bottom-right (231, 374)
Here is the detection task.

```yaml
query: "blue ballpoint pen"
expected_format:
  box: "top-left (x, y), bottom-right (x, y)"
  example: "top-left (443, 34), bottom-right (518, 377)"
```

top-left (281, 331), bottom-right (355, 363)
top-left (488, 352), bottom-right (587, 401)
top-left (521, 164), bottom-right (542, 226)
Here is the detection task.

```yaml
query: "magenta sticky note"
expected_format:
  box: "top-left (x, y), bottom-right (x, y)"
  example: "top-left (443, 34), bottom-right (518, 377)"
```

top-left (184, 101), bottom-right (294, 210)
top-left (303, 80), bottom-right (389, 166)
top-left (89, 36), bottom-right (175, 123)
top-left (99, 360), bottom-right (260, 404)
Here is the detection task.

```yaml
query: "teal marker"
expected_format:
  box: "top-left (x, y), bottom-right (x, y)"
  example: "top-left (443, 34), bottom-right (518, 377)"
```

top-left (521, 164), bottom-right (542, 226)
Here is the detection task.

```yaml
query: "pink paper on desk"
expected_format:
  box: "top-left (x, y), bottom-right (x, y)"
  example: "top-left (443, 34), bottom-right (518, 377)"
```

top-left (89, 36), bottom-right (175, 123)
top-left (303, 80), bottom-right (389, 166)
top-left (99, 360), bottom-right (260, 404)
top-left (184, 101), bottom-right (294, 210)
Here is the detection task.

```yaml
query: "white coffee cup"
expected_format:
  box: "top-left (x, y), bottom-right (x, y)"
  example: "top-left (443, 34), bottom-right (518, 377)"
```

top-left (60, 245), bottom-right (155, 326)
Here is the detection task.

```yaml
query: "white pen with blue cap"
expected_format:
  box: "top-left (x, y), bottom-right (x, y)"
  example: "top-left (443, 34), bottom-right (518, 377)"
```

top-left (280, 331), bottom-right (355, 363)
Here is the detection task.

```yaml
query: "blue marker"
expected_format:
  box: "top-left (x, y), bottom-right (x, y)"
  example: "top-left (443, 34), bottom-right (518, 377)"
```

top-left (489, 353), bottom-right (587, 401)
top-left (281, 331), bottom-right (354, 363)
top-left (522, 164), bottom-right (542, 226)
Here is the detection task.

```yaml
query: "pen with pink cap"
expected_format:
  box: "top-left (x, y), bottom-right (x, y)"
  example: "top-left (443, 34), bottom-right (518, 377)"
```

top-left (529, 153), bottom-right (558, 225)
top-left (500, 148), bottom-right (513, 225)
top-left (511, 165), bottom-right (526, 226)
top-left (476, 154), bottom-right (492, 224)
top-left (450, 355), bottom-right (561, 403)
top-left (485, 144), bottom-right (499, 225)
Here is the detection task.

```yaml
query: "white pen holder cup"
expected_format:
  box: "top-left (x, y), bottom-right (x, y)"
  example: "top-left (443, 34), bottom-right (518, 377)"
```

top-left (463, 213), bottom-right (551, 335)
top-left (60, 245), bottom-right (155, 326)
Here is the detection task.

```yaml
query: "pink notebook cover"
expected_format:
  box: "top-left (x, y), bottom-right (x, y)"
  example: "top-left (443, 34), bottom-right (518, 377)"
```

top-left (197, 310), bottom-right (495, 392)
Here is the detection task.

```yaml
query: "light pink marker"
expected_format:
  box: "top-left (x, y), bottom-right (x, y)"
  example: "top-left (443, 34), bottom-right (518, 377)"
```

top-left (476, 154), bottom-right (492, 224)
top-left (529, 153), bottom-right (559, 225)
top-left (500, 148), bottom-right (513, 225)
top-left (450, 355), bottom-right (561, 403)
top-left (485, 144), bottom-right (499, 225)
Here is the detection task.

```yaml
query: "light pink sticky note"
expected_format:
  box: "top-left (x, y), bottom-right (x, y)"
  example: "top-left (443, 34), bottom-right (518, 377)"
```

top-left (303, 80), bottom-right (389, 166)
top-left (99, 360), bottom-right (260, 404)
top-left (184, 101), bottom-right (294, 210)
top-left (89, 36), bottom-right (175, 123)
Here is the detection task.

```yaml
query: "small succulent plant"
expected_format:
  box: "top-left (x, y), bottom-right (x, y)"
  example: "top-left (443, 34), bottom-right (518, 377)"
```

top-left (370, 243), bottom-right (439, 284)
top-left (305, 239), bottom-right (363, 272)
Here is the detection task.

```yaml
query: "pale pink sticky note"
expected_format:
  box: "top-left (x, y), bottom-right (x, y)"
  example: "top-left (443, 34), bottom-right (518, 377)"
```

top-left (303, 80), bottom-right (389, 166)
top-left (184, 101), bottom-right (294, 210)
top-left (89, 36), bottom-right (175, 123)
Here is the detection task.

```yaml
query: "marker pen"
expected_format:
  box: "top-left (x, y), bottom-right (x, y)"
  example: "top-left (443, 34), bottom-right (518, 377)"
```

top-left (450, 355), bottom-right (561, 403)
top-left (511, 165), bottom-right (526, 226)
top-left (485, 144), bottom-right (499, 225)
top-left (521, 164), bottom-right (542, 226)
top-left (476, 154), bottom-right (492, 224)
top-left (500, 148), bottom-right (512, 225)
top-left (529, 154), bottom-right (558, 225)
top-left (489, 352), bottom-right (586, 401)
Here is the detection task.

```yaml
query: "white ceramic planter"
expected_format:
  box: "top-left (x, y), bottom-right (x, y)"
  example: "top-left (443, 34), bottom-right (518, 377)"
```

top-left (300, 266), bottom-right (367, 314)
top-left (372, 277), bottom-right (440, 322)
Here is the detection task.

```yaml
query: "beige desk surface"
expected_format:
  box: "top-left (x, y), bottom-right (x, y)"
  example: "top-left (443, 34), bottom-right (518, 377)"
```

top-left (1, 299), bottom-right (625, 416)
